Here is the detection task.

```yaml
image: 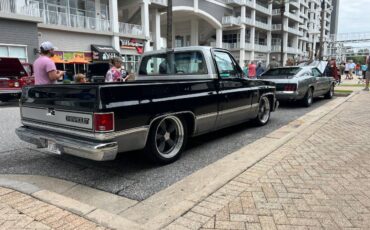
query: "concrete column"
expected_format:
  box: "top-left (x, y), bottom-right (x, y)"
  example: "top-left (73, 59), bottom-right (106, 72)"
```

top-left (153, 9), bottom-right (161, 50)
top-left (95, 0), bottom-right (101, 28)
top-left (241, 5), bottom-right (246, 19)
top-left (109, 0), bottom-right (120, 50)
top-left (251, 9), bottom-right (256, 61)
top-left (240, 25), bottom-right (246, 66)
top-left (283, 31), bottom-right (288, 65)
top-left (191, 19), bottom-right (199, 46)
top-left (216, 28), bottom-right (222, 48)
top-left (267, 30), bottom-right (272, 65)
top-left (194, 0), bottom-right (198, 12)
top-left (141, 0), bottom-right (150, 50)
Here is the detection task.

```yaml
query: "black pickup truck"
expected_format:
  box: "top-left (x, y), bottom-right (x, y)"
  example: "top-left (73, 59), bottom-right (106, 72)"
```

top-left (16, 47), bottom-right (278, 164)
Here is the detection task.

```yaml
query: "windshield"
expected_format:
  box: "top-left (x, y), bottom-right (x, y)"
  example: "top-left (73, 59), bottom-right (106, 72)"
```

top-left (259, 67), bottom-right (301, 79)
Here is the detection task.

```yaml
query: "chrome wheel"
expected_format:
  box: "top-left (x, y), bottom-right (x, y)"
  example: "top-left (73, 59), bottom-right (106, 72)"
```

top-left (307, 89), bottom-right (313, 105)
top-left (257, 97), bottom-right (271, 124)
top-left (155, 116), bottom-right (184, 159)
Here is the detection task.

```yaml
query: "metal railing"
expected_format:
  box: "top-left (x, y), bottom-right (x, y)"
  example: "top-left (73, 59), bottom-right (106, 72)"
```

top-left (271, 45), bottom-right (281, 52)
top-left (43, 10), bottom-right (111, 32)
top-left (0, 0), bottom-right (41, 17)
top-left (119, 22), bottom-right (144, 36)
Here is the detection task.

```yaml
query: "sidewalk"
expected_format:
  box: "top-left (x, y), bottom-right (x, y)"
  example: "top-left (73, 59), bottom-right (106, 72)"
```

top-left (165, 91), bottom-right (370, 230)
top-left (0, 187), bottom-right (106, 229)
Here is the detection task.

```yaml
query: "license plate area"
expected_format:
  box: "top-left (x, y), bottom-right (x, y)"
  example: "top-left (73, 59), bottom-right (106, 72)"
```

top-left (47, 140), bottom-right (61, 155)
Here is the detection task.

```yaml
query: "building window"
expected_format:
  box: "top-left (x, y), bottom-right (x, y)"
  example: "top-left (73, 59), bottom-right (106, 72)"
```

top-left (0, 44), bottom-right (27, 62)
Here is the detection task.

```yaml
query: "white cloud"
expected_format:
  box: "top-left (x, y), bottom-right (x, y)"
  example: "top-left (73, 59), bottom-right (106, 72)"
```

top-left (338, 0), bottom-right (370, 34)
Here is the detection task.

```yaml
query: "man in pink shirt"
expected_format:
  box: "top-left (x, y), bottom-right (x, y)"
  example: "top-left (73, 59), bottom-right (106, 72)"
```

top-left (248, 61), bottom-right (257, 79)
top-left (33, 41), bottom-right (64, 85)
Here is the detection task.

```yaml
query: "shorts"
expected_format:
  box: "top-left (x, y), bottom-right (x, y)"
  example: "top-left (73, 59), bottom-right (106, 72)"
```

top-left (344, 71), bottom-right (349, 74)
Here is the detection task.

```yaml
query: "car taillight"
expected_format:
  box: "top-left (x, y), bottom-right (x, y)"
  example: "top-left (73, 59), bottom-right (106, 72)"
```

top-left (94, 113), bottom-right (114, 132)
top-left (284, 84), bottom-right (297, 91)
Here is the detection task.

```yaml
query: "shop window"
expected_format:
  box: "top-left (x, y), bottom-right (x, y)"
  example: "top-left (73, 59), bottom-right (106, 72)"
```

top-left (0, 45), bottom-right (27, 62)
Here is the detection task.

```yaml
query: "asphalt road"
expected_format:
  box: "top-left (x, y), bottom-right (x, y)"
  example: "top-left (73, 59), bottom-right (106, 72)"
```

top-left (0, 98), bottom-right (332, 201)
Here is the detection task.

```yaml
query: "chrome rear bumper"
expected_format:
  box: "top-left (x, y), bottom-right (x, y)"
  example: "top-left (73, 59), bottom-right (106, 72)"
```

top-left (16, 127), bottom-right (118, 161)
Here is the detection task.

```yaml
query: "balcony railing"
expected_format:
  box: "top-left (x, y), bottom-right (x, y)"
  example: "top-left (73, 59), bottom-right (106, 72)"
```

top-left (225, 0), bottom-right (246, 6)
top-left (223, 42), bottom-right (240, 49)
top-left (287, 47), bottom-right (297, 53)
top-left (43, 10), bottom-right (111, 32)
top-left (255, 3), bottom-right (271, 14)
top-left (287, 27), bottom-right (303, 36)
top-left (271, 24), bottom-right (282, 31)
top-left (150, 0), bottom-right (167, 5)
top-left (0, 0), bottom-right (41, 18)
top-left (254, 44), bottom-right (269, 52)
top-left (222, 16), bottom-right (241, 26)
top-left (119, 22), bottom-right (144, 36)
top-left (255, 21), bottom-right (271, 30)
top-left (242, 17), bottom-right (253, 26)
top-left (245, 43), bottom-right (253, 50)
top-left (271, 45), bottom-right (281, 52)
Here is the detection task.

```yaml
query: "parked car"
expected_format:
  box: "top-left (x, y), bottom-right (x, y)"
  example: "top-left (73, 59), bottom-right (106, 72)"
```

top-left (0, 58), bottom-right (34, 102)
top-left (258, 66), bottom-right (336, 107)
top-left (16, 47), bottom-right (278, 164)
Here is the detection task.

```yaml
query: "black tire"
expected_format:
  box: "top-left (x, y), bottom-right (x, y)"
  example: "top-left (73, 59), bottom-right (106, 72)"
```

top-left (302, 87), bottom-right (314, 107)
top-left (253, 96), bottom-right (271, 126)
top-left (145, 116), bottom-right (187, 164)
top-left (324, 84), bottom-right (334, 99)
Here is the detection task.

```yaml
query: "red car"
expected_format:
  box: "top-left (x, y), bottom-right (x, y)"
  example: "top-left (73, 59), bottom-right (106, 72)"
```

top-left (0, 58), bottom-right (34, 102)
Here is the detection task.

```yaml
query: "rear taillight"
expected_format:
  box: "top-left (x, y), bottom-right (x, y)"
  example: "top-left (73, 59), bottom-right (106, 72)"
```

top-left (94, 113), bottom-right (114, 132)
top-left (284, 84), bottom-right (297, 91)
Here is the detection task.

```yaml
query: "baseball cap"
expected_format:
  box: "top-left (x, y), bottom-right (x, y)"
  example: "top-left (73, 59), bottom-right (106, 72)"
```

top-left (40, 41), bottom-right (55, 51)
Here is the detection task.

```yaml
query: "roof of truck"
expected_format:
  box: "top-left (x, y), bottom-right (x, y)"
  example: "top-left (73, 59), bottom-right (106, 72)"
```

top-left (143, 46), bottom-right (220, 56)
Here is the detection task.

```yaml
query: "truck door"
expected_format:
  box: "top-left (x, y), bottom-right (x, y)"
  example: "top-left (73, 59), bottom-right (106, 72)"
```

top-left (212, 50), bottom-right (254, 129)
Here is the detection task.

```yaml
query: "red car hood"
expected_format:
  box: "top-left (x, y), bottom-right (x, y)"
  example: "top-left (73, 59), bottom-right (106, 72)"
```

top-left (0, 57), bottom-right (28, 77)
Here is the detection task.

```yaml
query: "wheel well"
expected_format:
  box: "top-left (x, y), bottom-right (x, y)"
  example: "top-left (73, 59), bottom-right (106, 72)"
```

top-left (149, 112), bottom-right (195, 136)
top-left (177, 113), bottom-right (195, 136)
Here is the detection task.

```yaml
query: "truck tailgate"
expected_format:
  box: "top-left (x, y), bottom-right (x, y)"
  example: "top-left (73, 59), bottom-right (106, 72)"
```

top-left (21, 84), bottom-right (100, 131)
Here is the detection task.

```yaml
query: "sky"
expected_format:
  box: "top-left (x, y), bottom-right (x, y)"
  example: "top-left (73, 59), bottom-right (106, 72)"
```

top-left (337, 0), bottom-right (370, 34)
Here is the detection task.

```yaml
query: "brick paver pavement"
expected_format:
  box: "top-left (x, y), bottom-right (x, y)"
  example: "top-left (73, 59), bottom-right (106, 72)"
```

top-left (0, 187), bottom-right (107, 230)
top-left (166, 92), bottom-right (370, 230)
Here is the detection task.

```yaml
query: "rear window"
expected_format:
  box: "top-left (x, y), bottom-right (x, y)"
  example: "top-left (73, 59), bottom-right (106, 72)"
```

top-left (139, 51), bottom-right (207, 76)
top-left (262, 68), bottom-right (301, 76)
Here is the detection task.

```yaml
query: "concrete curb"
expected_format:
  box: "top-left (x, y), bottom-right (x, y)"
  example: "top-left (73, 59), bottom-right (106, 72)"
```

top-left (0, 179), bottom-right (143, 230)
top-left (0, 92), bottom-right (359, 230)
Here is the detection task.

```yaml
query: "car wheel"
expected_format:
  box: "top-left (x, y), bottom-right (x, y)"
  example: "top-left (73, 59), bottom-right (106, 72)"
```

top-left (324, 84), bottom-right (334, 99)
top-left (145, 116), bottom-right (187, 164)
top-left (253, 96), bottom-right (271, 126)
top-left (302, 88), bottom-right (313, 107)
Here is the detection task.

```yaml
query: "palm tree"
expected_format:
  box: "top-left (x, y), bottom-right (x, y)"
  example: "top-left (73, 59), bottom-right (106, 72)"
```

top-left (167, 0), bottom-right (173, 49)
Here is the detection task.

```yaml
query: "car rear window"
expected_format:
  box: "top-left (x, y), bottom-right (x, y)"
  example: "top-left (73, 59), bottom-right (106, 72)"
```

top-left (263, 67), bottom-right (301, 76)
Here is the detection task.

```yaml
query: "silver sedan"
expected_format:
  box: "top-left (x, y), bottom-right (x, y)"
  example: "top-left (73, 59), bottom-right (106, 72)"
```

top-left (258, 66), bottom-right (336, 107)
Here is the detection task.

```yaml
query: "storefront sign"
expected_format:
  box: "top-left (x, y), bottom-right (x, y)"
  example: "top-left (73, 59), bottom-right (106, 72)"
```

top-left (91, 45), bottom-right (120, 61)
top-left (120, 38), bottom-right (145, 54)
top-left (50, 51), bottom-right (91, 64)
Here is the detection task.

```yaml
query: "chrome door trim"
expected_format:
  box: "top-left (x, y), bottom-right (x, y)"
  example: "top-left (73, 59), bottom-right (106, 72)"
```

top-left (22, 120), bottom-right (149, 141)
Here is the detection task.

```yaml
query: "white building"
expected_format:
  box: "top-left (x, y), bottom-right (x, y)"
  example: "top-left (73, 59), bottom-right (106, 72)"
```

top-left (0, 0), bottom-right (336, 71)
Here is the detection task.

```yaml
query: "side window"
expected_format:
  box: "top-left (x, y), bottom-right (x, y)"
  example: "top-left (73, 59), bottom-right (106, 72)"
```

top-left (214, 51), bottom-right (240, 78)
top-left (139, 53), bottom-right (171, 76)
top-left (312, 68), bottom-right (322, 77)
top-left (174, 52), bottom-right (207, 75)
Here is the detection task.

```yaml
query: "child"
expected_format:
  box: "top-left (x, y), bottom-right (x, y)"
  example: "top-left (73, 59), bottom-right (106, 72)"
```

top-left (75, 74), bottom-right (87, 83)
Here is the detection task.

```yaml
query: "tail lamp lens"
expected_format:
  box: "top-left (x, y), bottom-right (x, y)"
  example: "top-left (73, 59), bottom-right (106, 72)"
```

top-left (94, 113), bottom-right (114, 132)
top-left (284, 84), bottom-right (297, 91)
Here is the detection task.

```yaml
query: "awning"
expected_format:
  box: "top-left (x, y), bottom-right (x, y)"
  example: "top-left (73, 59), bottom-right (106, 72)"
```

top-left (91, 45), bottom-right (120, 62)
top-left (50, 53), bottom-right (66, 64)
